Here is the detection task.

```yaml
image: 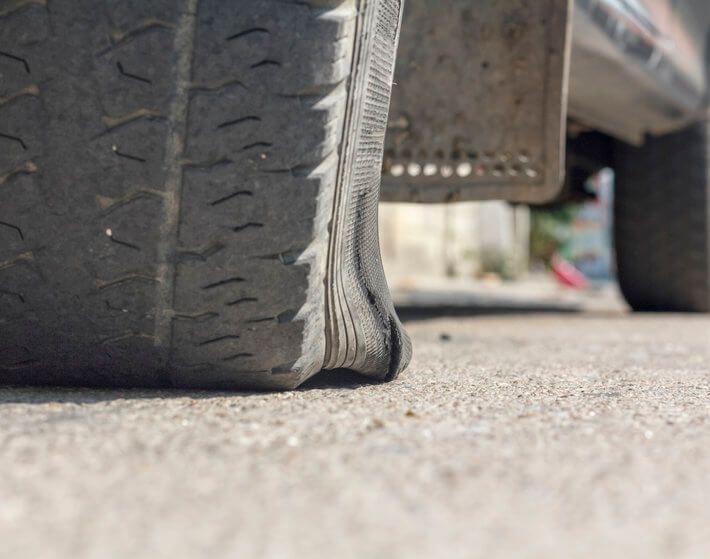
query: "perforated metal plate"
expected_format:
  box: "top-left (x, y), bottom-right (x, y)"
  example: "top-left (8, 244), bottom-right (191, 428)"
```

top-left (381, 0), bottom-right (572, 203)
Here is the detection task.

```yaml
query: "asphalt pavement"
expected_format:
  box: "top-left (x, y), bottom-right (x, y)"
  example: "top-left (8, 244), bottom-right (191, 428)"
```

top-left (2, 299), bottom-right (710, 558)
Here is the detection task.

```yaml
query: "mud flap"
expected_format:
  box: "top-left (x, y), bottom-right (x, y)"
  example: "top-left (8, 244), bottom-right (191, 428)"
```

top-left (381, 0), bottom-right (572, 203)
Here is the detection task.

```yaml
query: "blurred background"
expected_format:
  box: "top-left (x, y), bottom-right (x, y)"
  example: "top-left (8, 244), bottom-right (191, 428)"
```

top-left (380, 168), bottom-right (621, 312)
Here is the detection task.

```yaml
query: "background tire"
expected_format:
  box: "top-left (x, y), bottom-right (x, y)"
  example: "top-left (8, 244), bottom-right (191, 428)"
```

top-left (614, 121), bottom-right (710, 312)
top-left (0, 0), bottom-right (410, 389)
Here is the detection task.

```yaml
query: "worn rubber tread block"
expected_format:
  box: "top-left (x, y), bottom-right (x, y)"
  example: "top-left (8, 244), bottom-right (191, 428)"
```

top-left (0, 0), bottom-right (410, 389)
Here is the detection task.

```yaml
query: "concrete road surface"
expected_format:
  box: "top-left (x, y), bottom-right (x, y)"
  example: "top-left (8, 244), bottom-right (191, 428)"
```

top-left (2, 306), bottom-right (710, 558)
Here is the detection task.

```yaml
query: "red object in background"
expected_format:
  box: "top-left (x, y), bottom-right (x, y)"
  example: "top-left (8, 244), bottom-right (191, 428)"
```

top-left (551, 253), bottom-right (588, 289)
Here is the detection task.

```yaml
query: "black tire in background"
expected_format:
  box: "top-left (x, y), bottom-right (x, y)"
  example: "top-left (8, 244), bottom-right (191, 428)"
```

top-left (0, 0), bottom-right (410, 389)
top-left (614, 121), bottom-right (710, 312)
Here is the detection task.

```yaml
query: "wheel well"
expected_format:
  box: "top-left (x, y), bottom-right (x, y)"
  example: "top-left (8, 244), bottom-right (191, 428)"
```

top-left (549, 127), bottom-right (614, 205)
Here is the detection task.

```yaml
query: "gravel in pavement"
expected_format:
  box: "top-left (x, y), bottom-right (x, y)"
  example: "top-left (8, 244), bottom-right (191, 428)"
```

top-left (1, 309), bottom-right (710, 558)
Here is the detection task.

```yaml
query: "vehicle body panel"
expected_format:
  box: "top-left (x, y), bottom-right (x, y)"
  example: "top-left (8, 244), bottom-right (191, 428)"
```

top-left (569, 0), bottom-right (709, 144)
top-left (382, 0), bottom-right (710, 203)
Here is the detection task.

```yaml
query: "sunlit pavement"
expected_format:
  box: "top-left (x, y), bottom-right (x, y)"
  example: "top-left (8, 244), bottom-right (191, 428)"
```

top-left (2, 294), bottom-right (710, 558)
top-left (391, 274), bottom-right (628, 315)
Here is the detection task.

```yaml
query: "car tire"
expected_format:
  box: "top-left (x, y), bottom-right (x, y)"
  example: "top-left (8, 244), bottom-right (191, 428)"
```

top-left (614, 121), bottom-right (710, 312)
top-left (0, 0), bottom-right (411, 389)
